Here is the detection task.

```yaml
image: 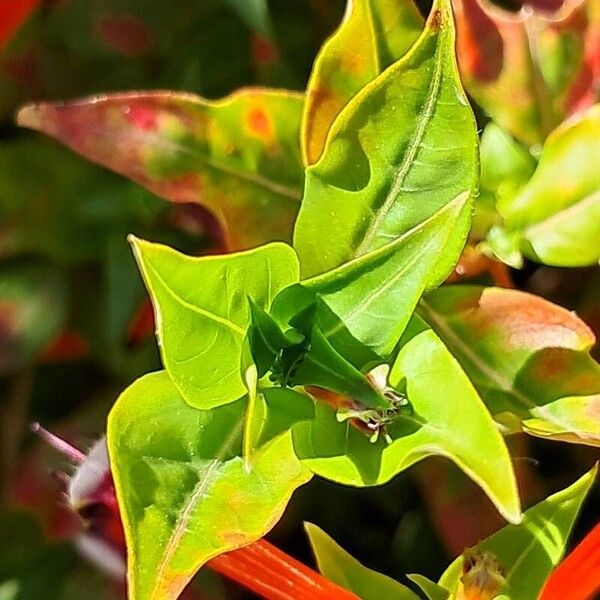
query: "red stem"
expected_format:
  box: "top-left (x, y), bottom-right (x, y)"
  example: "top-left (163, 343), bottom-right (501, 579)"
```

top-left (208, 539), bottom-right (359, 600)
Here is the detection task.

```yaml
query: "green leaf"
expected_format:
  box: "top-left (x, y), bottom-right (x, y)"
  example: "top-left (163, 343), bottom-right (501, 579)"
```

top-left (0, 263), bottom-right (68, 373)
top-left (304, 523), bottom-right (419, 599)
top-left (420, 285), bottom-right (600, 446)
top-left (293, 317), bottom-right (521, 523)
top-left (280, 192), bottom-right (472, 365)
top-left (294, 0), bottom-right (478, 278)
top-left (439, 466), bottom-right (597, 599)
top-left (476, 122), bottom-right (536, 239)
top-left (487, 104), bottom-right (600, 267)
top-left (244, 386), bottom-right (315, 457)
top-left (285, 324), bottom-right (390, 410)
top-left (131, 237), bottom-right (299, 409)
top-left (480, 123), bottom-right (536, 203)
top-left (17, 89), bottom-right (304, 250)
top-left (301, 0), bottom-right (423, 164)
top-left (406, 575), bottom-right (449, 600)
top-left (107, 371), bottom-right (311, 600)
top-left (247, 299), bottom-right (303, 377)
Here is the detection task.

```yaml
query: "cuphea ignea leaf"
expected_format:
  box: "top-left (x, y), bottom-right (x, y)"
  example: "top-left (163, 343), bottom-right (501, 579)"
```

top-left (295, 0), bottom-right (478, 280)
top-left (453, 0), bottom-right (598, 145)
top-left (304, 522), bottom-right (420, 599)
top-left (107, 370), bottom-right (311, 600)
top-left (439, 466), bottom-right (596, 599)
top-left (17, 89), bottom-right (304, 250)
top-left (301, 0), bottom-right (423, 164)
top-left (280, 193), bottom-right (472, 364)
top-left (420, 285), bottom-right (600, 446)
top-left (406, 574), bottom-right (449, 600)
top-left (477, 122), bottom-right (536, 240)
top-left (130, 237), bottom-right (299, 409)
top-left (293, 317), bottom-right (521, 524)
top-left (487, 103), bottom-right (600, 267)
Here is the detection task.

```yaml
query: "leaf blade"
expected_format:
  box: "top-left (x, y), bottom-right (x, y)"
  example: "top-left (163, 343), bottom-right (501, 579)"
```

top-left (304, 523), bottom-right (420, 600)
top-left (108, 371), bottom-right (311, 600)
top-left (439, 467), bottom-right (597, 599)
top-left (488, 104), bottom-right (600, 267)
top-left (17, 89), bottom-right (304, 249)
top-left (295, 0), bottom-right (479, 278)
top-left (301, 0), bottom-right (423, 164)
top-left (293, 318), bottom-right (521, 523)
top-left (420, 285), bottom-right (600, 446)
top-left (131, 237), bottom-right (299, 408)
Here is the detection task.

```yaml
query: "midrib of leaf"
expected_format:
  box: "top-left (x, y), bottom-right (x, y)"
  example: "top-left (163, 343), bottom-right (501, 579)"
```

top-left (321, 235), bottom-right (434, 340)
top-left (418, 299), bottom-right (580, 436)
top-left (316, 192), bottom-right (467, 341)
top-left (353, 27), bottom-right (445, 258)
top-left (522, 190), bottom-right (600, 239)
top-left (152, 414), bottom-right (245, 598)
top-left (83, 124), bottom-right (303, 201)
top-left (504, 503), bottom-right (563, 584)
top-left (145, 261), bottom-right (246, 337)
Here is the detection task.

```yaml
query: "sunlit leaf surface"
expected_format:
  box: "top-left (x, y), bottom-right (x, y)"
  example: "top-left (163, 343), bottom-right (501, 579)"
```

top-left (108, 371), bottom-right (310, 600)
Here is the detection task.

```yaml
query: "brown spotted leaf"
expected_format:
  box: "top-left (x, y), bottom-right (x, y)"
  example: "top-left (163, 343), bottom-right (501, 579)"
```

top-left (420, 285), bottom-right (600, 446)
top-left (17, 89), bottom-right (304, 250)
top-left (454, 0), bottom-right (599, 145)
top-left (301, 0), bottom-right (423, 165)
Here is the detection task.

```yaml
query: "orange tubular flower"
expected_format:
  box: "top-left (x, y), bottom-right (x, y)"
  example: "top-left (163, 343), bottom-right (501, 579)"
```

top-left (538, 523), bottom-right (600, 600)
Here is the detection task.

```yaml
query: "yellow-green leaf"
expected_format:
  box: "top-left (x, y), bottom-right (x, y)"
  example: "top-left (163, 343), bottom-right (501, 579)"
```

top-left (108, 371), bottom-right (311, 600)
top-left (131, 237), bottom-right (299, 408)
top-left (302, 0), bottom-right (423, 164)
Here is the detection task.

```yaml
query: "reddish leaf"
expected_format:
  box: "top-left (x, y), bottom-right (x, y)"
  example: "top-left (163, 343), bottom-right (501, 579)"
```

top-left (421, 285), bottom-right (600, 445)
top-left (17, 90), bottom-right (304, 250)
top-left (453, 0), bottom-right (599, 145)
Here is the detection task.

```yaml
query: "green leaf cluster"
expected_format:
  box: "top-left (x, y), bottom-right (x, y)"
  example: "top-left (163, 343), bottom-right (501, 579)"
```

top-left (15, 0), bottom-right (600, 598)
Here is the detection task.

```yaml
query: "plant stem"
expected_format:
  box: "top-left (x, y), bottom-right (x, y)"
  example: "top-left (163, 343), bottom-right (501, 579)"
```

top-left (208, 538), bottom-right (359, 600)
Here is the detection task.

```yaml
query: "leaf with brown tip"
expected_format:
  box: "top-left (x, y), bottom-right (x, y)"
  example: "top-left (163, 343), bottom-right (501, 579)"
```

top-left (420, 285), bottom-right (600, 446)
top-left (302, 0), bottom-right (423, 165)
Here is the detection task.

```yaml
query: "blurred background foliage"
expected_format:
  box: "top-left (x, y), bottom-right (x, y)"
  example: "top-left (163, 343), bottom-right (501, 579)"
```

top-left (0, 0), bottom-right (598, 598)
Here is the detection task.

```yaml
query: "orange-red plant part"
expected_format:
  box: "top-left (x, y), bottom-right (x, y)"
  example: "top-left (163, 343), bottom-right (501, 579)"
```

top-left (0, 0), bottom-right (40, 49)
top-left (538, 522), bottom-right (600, 600)
top-left (209, 540), bottom-right (359, 600)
